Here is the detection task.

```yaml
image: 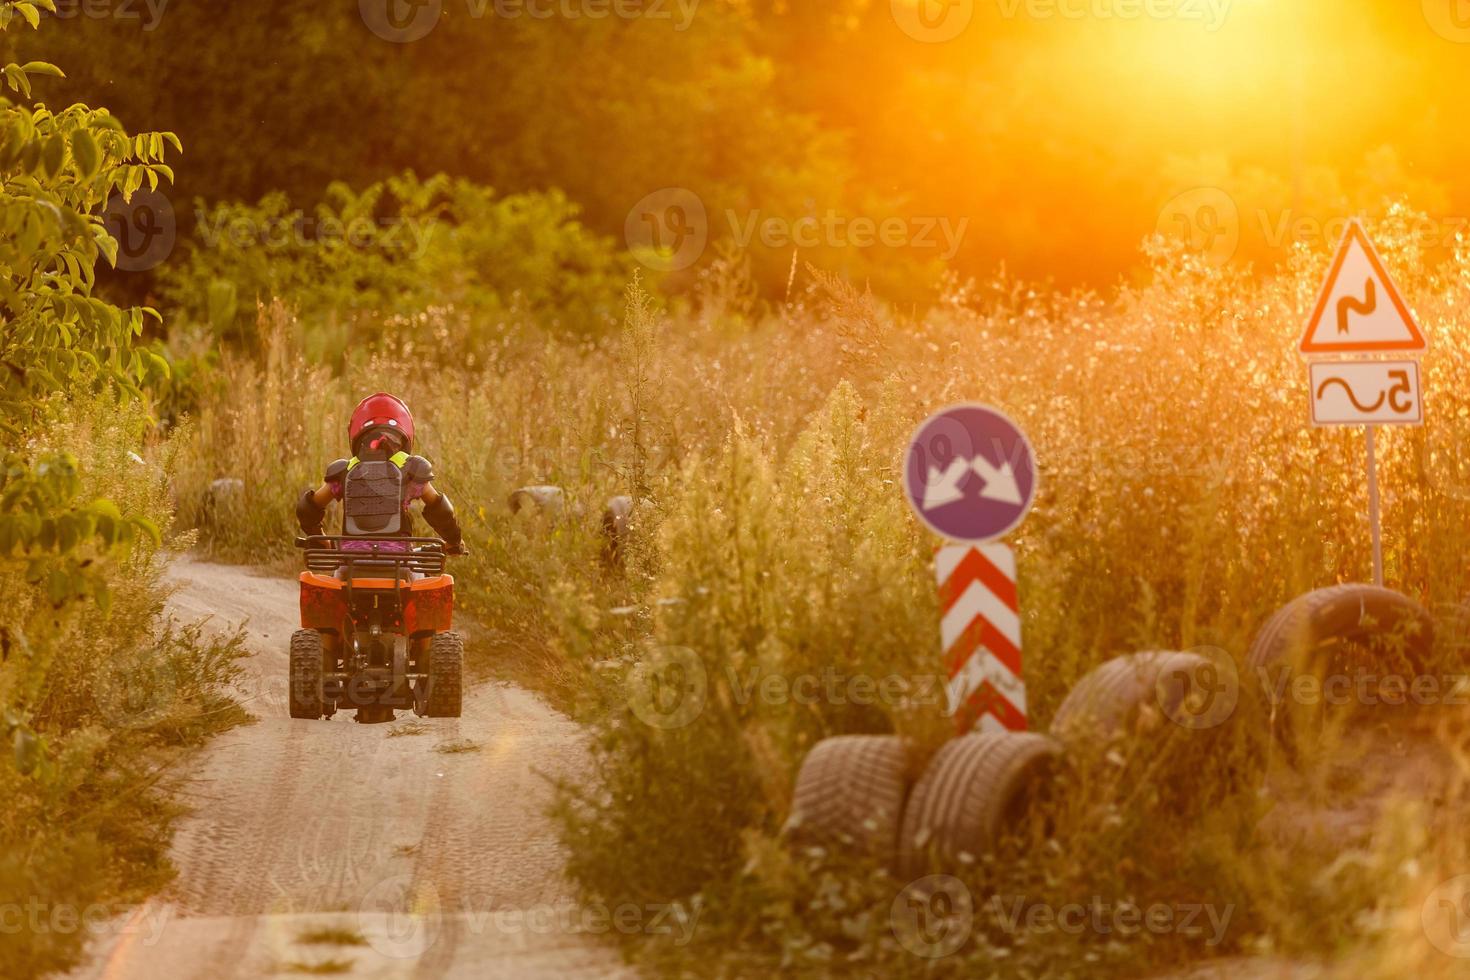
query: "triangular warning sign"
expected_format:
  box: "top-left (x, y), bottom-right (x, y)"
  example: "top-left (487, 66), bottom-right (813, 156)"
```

top-left (1300, 221), bottom-right (1426, 354)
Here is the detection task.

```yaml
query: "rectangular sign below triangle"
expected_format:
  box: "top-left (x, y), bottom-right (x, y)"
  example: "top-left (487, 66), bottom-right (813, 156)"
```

top-left (1299, 220), bottom-right (1427, 355)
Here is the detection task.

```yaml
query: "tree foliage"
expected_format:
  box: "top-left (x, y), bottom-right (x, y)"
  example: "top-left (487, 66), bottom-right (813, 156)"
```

top-left (0, 0), bottom-right (174, 769)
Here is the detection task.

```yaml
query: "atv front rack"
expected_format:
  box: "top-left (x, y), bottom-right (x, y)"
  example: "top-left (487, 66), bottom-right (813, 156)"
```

top-left (295, 535), bottom-right (449, 576)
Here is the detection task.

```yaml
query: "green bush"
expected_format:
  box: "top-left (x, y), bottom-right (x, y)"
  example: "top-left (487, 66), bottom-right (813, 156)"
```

top-left (0, 393), bottom-right (247, 980)
top-left (160, 171), bottom-right (635, 361)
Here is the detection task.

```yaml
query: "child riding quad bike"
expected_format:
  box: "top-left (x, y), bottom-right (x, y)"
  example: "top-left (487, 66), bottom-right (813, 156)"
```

top-left (289, 393), bottom-right (468, 723)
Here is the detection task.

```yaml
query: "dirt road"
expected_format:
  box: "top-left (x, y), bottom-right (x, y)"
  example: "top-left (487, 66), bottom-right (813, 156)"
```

top-left (70, 558), bottom-right (632, 979)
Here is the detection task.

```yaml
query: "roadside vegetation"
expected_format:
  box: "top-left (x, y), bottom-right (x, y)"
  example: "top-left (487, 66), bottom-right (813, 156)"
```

top-left (164, 200), bottom-right (1470, 977)
top-left (0, 6), bottom-right (245, 977)
top-left (8, 5), bottom-right (1470, 980)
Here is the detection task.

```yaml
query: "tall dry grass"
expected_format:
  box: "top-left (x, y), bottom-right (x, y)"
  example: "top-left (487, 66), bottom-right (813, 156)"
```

top-left (173, 207), bottom-right (1470, 976)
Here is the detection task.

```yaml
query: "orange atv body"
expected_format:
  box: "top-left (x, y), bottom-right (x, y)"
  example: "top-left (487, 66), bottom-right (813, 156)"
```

top-left (289, 536), bottom-right (464, 723)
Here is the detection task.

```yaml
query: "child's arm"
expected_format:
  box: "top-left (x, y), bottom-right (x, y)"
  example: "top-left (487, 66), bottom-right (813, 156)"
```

top-left (296, 460), bottom-right (348, 535)
top-left (418, 480), bottom-right (465, 553)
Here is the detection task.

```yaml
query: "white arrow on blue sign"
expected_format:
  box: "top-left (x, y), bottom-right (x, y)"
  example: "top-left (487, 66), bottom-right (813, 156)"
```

top-left (903, 404), bottom-right (1038, 544)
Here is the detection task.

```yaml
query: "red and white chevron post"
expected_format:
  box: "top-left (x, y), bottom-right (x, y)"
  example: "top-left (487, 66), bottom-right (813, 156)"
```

top-left (904, 405), bottom-right (1037, 735)
top-left (935, 542), bottom-right (1026, 733)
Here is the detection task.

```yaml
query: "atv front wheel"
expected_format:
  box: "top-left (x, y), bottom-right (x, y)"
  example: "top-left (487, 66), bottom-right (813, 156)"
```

top-left (422, 632), bottom-right (463, 718)
top-left (289, 629), bottom-right (325, 719)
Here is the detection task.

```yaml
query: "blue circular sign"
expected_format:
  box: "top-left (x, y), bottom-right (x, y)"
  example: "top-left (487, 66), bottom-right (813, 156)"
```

top-left (902, 404), bottom-right (1038, 543)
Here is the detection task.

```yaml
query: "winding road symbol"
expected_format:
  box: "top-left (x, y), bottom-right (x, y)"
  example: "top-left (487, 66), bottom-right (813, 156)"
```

top-left (1309, 362), bottom-right (1422, 427)
top-left (1336, 278), bottom-right (1375, 335)
top-left (1300, 220), bottom-right (1425, 354)
top-left (1314, 369), bottom-right (1415, 415)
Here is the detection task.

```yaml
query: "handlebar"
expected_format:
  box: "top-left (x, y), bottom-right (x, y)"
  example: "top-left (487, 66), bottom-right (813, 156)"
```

top-left (293, 535), bottom-right (468, 575)
top-left (293, 535), bottom-right (468, 556)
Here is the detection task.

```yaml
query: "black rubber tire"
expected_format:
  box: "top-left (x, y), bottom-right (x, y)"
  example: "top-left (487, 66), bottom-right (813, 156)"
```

top-left (898, 732), bottom-right (1060, 876)
top-left (289, 629), bottom-right (324, 719)
top-left (424, 632), bottom-right (463, 718)
top-left (787, 736), bottom-right (912, 863)
top-left (1248, 585), bottom-right (1434, 759)
top-left (1246, 584), bottom-right (1434, 674)
top-left (1051, 651), bottom-right (1212, 742)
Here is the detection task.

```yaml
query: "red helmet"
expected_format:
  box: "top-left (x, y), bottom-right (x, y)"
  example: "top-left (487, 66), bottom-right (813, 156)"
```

top-left (349, 393), bottom-right (414, 451)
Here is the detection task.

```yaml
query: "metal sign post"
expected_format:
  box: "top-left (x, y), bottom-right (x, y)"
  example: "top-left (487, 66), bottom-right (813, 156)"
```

top-left (903, 404), bottom-right (1038, 734)
top-left (1365, 426), bottom-right (1383, 587)
top-left (1299, 220), bottom-right (1426, 587)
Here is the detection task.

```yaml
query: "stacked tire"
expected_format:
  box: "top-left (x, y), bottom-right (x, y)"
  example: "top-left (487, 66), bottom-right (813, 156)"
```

top-left (786, 583), bottom-right (1437, 872)
top-left (1245, 584), bottom-right (1434, 758)
top-left (788, 730), bottom-right (1060, 874)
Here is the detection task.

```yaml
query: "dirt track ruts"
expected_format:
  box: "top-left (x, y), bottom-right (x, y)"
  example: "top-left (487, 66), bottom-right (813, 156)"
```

top-left (69, 558), bottom-right (632, 979)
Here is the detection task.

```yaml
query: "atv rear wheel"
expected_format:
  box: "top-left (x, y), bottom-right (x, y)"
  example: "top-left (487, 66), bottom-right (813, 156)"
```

top-left (289, 629), bottom-right (325, 719)
top-left (422, 632), bottom-right (463, 718)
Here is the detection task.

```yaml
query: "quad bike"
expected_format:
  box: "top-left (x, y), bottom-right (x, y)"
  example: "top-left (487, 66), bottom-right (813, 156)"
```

top-left (289, 535), bottom-right (466, 723)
